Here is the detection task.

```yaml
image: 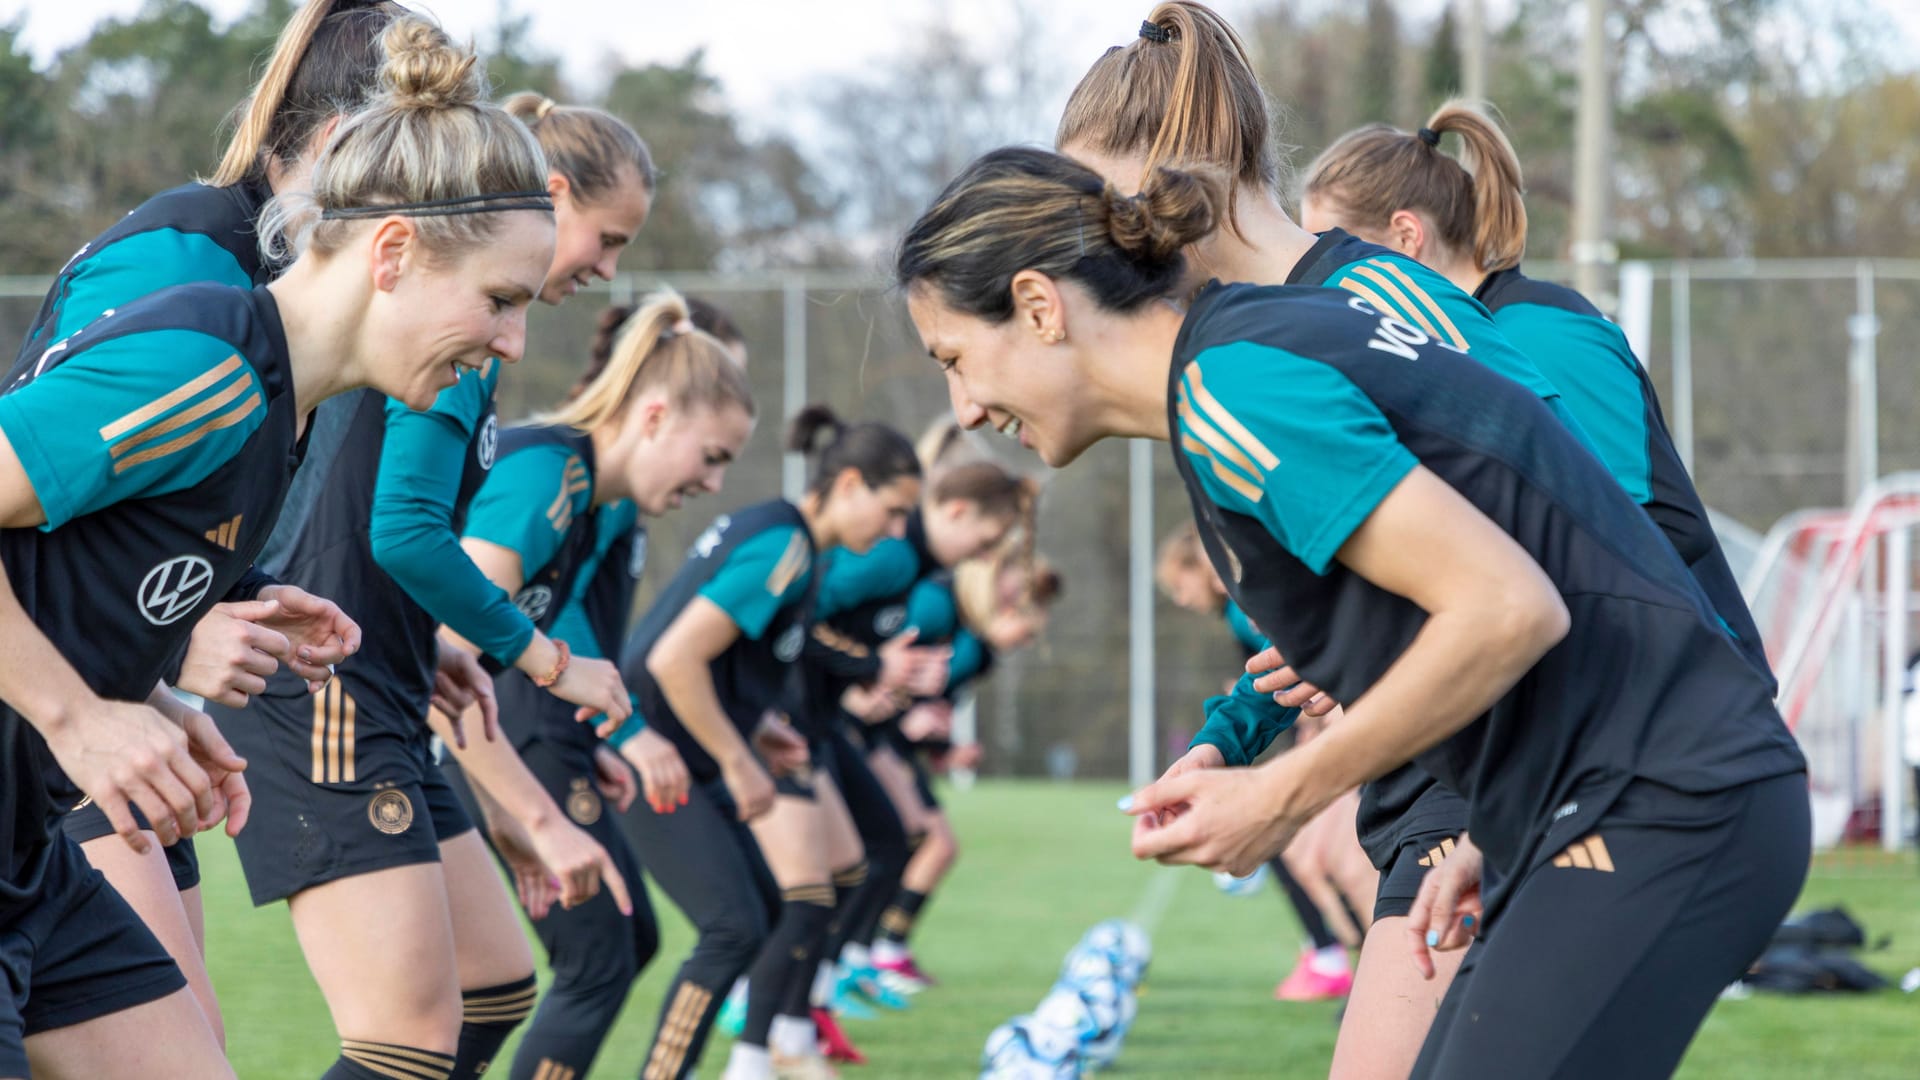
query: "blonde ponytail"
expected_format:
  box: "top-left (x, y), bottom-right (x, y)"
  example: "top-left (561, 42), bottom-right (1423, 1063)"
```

top-left (536, 288), bottom-right (755, 432)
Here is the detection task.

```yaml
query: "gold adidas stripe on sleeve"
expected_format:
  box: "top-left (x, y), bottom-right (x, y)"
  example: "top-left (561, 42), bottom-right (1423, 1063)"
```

top-left (1368, 259), bottom-right (1469, 350)
top-left (112, 391), bottom-right (263, 475)
top-left (1185, 365), bottom-right (1280, 469)
top-left (98, 355), bottom-right (242, 440)
top-left (1347, 264), bottom-right (1446, 343)
top-left (765, 530), bottom-right (810, 595)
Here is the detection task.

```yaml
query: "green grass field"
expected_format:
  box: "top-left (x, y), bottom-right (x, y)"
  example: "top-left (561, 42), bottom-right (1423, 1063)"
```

top-left (199, 780), bottom-right (1920, 1078)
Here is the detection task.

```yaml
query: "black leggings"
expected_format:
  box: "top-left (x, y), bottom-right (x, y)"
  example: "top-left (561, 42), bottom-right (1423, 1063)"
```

top-left (624, 779), bottom-right (779, 1080)
top-left (822, 725), bottom-right (908, 954)
top-left (1412, 773), bottom-right (1808, 1080)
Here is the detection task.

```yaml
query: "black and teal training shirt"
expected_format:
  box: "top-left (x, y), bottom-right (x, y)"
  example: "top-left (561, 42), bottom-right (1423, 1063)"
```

top-left (256, 362), bottom-right (533, 726)
top-left (0, 282), bottom-right (305, 901)
top-left (1166, 281), bottom-right (1802, 913)
top-left (11, 180), bottom-right (273, 379)
top-left (619, 500), bottom-right (816, 781)
top-left (1477, 266), bottom-right (1771, 689)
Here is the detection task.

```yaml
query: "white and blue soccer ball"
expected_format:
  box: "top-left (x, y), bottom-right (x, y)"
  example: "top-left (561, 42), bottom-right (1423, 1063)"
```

top-left (1039, 980), bottom-right (1132, 1070)
top-left (1074, 920), bottom-right (1150, 987)
top-left (1213, 862), bottom-right (1271, 897)
top-left (1060, 942), bottom-right (1122, 988)
top-left (981, 1015), bottom-right (1083, 1079)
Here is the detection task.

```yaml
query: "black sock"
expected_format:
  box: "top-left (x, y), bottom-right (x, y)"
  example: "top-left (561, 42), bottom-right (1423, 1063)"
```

top-left (1268, 857), bottom-right (1339, 951)
top-left (451, 975), bottom-right (538, 1078)
top-left (327, 1041), bottom-right (455, 1079)
top-left (845, 841), bottom-right (910, 952)
top-left (877, 888), bottom-right (929, 946)
top-left (741, 885), bottom-right (837, 1047)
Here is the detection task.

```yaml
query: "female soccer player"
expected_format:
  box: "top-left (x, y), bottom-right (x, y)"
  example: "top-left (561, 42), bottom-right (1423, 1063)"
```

top-left (1052, 5), bottom-right (1603, 1067)
top-left (209, 34), bottom-right (656, 1080)
top-left (458, 289), bottom-right (756, 1080)
top-left (13, 0), bottom-right (401, 1043)
top-left (1296, 97), bottom-right (1784, 1065)
top-left (614, 406), bottom-right (922, 1080)
top-left (804, 453), bottom-right (1032, 1010)
top-left (895, 145), bottom-right (1808, 1079)
top-left (867, 551), bottom-right (1062, 988)
top-left (0, 19), bottom-right (556, 1077)
top-left (1155, 522), bottom-right (1367, 1000)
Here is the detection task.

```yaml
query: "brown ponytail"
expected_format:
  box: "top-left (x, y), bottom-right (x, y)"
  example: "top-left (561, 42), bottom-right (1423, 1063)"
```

top-left (896, 146), bottom-right (1227, 323)
top-left (1057, 2), bottom-right (1284, 232)
top-left (1303, 99), bottom-right (1528, 273)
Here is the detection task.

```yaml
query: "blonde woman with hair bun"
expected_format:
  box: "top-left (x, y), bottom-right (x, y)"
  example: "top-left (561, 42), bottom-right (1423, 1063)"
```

top-left (14, 0), bottom-right (441, 1058)
top-left (0, 11), bottom-right (564, 1080)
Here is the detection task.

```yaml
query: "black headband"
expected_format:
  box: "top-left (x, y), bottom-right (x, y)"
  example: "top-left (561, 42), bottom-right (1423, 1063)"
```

top-left (1139, 20), bottom-right (1171, 43)
top-left (319, 190), bottom-right (554, 220)
top-left (1417, 127), bottom-right (1441, 148)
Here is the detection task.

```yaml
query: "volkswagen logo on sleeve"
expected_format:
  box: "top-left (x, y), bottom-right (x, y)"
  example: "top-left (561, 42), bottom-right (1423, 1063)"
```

top-left (477, 414), bottom-right (499, 470)
top-left (513, 585), bottom-right (554, 621)
top-left (138, 555), bottom-right (216, 626)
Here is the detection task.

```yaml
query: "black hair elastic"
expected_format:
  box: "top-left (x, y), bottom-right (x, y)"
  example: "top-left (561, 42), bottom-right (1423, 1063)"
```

top-left (1139, 20), bottom-right (1172, 43)
top-left (1417, 127), bottom-right (1441, 148)
top-left (320, 190), bottom-right (554, 220)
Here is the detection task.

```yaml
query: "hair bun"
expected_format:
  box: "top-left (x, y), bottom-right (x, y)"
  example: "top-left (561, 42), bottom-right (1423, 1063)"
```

top-left (1102, 164), bottom-right (1226, 262)
top-left (379, 17), bottom-right (481, 110)
top-left (786, 403), bottom-right (847, 455)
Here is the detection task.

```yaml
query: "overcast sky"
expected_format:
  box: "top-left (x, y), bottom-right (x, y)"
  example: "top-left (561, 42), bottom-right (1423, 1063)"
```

top-left (4, 0), bottom-right (1914, 125)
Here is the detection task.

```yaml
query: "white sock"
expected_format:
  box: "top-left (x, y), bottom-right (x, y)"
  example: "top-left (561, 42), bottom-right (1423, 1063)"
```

top-left (726, 976), bottom-right (749, 1008)
top-left (770, 1013), bottom-right (817, 1058)
top-left (872, 940), bottom-right (907, 965)
top-left (1309, 944), bottom-right (1350, 976)
top-left (841, 943), bottom-right (871, 970)
top-left (722, 1042), bottom-right (772, 1080)
top-left (811, 961), bottom-right (837, 1007)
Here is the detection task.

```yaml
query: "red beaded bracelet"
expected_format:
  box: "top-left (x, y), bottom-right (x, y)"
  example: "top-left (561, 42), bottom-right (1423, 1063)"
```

top-left (533, 639), bottom-right (571, 688)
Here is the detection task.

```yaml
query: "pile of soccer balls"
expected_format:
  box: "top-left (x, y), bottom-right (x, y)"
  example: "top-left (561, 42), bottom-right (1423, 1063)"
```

top-left (979, 919), bottom-right (1150, 1078)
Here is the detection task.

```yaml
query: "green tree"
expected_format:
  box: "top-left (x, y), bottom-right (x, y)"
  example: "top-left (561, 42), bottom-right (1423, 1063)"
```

top-left (1356, 0), bottom-right (1400, 123)
top-left (1425, 4), bottom-right (1463, 102)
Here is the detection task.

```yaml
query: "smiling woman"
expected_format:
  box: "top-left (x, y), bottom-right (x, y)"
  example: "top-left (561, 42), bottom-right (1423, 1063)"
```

top-left (199, 14), bottom-right (672, 1080)
top-left (896, 142), bottom-right (1808, 1080)
top-left (0, 11), bottom-right (580, 1080)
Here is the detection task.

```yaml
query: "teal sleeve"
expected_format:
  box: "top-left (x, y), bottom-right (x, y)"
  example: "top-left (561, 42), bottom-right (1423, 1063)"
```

top-left (603, 703), bottom-right (647, 749)
top-left (1495, 303), bottom-right (1653, 503)
top-left (903, 577), bottom-right (960, 641)
top-left (699, 526), bottom-right (812, 639)
top-left (813, 537), bottom-right (921, 619)
top-left (0, 329), bottom-right (267, 529)
top-left (1177, 343), bottom-right (1418, 574)
top-left (369, 367), bottom-right (536, 666)
top-left (42, 229), bottom-right (255, 350)
top-left (1324, 255), bottom-right (1601, 456)
top-left (462, 442), bottom-right (592, 578)
top-left (1190, 672), bottom-right (1301, 766)
top-left (946, 629), bottom-right (988, 692)
top-left (1223, 600), bottom-right (1269, 653)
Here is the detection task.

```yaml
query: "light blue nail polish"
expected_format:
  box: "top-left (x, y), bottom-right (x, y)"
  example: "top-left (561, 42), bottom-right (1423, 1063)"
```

top-left (1463, 915), bottom-right (1476, 929)
top-left (1116, 796), bottom-right (1134, 812)
top-left (1426, 931), bottom-right (1440, 947)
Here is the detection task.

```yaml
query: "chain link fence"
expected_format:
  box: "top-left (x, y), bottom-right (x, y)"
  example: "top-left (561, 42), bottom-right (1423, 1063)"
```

top-left (3, 259), bottom-right (1916, 785)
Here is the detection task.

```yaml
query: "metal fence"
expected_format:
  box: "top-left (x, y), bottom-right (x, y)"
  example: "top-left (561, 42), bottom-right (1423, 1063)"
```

top-left (3, 258), bottom-right (1917, 786)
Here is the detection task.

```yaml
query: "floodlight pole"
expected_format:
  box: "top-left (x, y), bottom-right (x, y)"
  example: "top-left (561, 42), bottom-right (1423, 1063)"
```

top-left (1129, 439), bottom-right (1156, 790)
top-left (1572, 0), bottom-right (1613, 299)
top-left (1461, 0), bottom-right (1488, 101)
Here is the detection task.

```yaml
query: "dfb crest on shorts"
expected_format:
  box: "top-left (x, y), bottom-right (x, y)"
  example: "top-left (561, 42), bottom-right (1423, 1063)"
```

top-left (368, 789), bottom-right (414, 835)
top-left (775, 623), bottom-right (806, 662)
top-left (476, 414), bottom-right (499, 470)
top-left (138, 554), bottom-right (215, 626)
top-left (514, 585), bottom-right (554, 621)
top-left (875, 605), bottom-right (907, 637)
top-left (567, 776), bottom-right (603, 825)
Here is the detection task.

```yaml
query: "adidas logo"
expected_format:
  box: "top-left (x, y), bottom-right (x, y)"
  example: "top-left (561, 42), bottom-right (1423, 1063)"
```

top-left (1550, 834), bottom-right (1615, 872)
top-left (205, 513), bottom-right (243, 550)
